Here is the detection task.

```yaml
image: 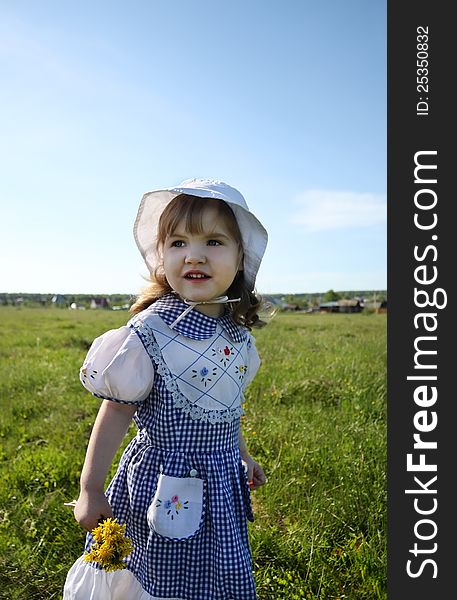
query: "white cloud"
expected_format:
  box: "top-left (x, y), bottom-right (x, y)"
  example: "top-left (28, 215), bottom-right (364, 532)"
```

top-left (292, 189), bottom-right (386, 232)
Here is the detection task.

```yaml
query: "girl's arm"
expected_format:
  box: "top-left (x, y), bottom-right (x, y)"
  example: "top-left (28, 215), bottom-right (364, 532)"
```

top-left (74, 400), bottom-right (137, 531)
top-left (239, 429), bottom-right (267, 490)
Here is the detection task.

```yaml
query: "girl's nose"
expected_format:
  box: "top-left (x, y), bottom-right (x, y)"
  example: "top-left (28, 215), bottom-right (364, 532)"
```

top-left (185, 249), bottom-right (206, 264)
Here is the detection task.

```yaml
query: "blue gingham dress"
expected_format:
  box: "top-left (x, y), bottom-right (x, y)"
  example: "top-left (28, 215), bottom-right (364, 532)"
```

top-left (80, 295), bottom-right (259, 600)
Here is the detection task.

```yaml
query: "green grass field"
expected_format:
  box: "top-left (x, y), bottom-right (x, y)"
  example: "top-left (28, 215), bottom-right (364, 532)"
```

top-left (0, 307), bottom-right (386, 599)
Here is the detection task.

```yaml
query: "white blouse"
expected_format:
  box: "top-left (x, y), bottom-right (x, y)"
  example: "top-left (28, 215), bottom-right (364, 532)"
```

top-left (80, 326), bottom-right (154, 403)
top-left (79, 313), bottom-right (260, 413)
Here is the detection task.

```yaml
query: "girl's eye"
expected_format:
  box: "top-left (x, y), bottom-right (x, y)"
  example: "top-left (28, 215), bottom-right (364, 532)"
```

top-left (170, 240), bottom-right (185, 248)
top-left (207, 239), bottom-right (222, 246)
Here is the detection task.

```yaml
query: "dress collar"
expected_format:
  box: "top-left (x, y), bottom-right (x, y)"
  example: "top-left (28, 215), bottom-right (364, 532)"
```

top-left (148, 294), bottom-right (247, 342)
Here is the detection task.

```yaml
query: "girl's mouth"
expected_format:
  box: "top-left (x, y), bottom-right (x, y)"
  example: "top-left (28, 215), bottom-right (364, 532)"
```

top-left (184, 272), bottom-right (210, 280)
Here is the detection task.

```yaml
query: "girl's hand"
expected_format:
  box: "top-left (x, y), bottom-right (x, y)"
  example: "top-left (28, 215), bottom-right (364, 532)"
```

top-left (243, 456), bottom-right (267, 491)
top-left (74, 489), bottom-right (114, 532)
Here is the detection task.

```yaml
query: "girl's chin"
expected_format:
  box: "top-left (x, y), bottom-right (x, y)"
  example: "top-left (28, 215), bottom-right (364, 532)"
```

top-left (177, 284), bottom-right (221, 302)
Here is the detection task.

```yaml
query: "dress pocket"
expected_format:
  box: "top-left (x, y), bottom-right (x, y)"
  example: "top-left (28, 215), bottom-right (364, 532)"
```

top-left (147, 473), bottom-right (205, 540)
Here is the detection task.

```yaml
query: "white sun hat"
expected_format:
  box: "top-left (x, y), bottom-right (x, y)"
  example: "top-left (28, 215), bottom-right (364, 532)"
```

top-left (133, 178), bottom-right (268, 291)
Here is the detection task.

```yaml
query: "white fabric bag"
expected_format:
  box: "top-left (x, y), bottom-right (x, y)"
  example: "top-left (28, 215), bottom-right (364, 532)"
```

top-left (147, 474), bottom-right (204, 540)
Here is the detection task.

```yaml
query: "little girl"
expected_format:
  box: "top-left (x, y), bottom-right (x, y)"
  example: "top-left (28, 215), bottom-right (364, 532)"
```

top-left (63, 178), bottom-right (268, 600)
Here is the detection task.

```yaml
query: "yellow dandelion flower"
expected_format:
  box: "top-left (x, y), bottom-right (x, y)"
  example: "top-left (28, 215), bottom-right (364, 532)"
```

top-left (97, 544), bottom-right (115, 561)
top-left (84, 517), bottom-right (134, 572)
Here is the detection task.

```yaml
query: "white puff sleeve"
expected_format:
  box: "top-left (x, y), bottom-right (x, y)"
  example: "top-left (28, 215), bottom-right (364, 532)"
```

top-left (242, 333), bottom-right (261, 391)
top-left (80, 326), bottom-right (154, 404)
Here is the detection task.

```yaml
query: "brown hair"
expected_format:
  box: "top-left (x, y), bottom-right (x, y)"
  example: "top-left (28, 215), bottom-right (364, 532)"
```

top-left (130, 194), bottom-right (265, 329)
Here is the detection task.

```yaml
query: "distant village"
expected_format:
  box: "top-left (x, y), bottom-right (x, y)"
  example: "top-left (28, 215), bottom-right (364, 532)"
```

top-left (0, 290), bottom-right (387, 314)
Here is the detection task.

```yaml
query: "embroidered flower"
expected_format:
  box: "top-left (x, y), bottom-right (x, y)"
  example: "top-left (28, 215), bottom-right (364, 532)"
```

top-left (81, 367), bottom-right (98, 381)
top-left (211, 345), bottom-right (234, 367)
top-left (235, 364), bottom-right (247, 380)
top-left (156, 496), bottom-right (189, 519)
top-left (191, 365), bottom-right (217, 387)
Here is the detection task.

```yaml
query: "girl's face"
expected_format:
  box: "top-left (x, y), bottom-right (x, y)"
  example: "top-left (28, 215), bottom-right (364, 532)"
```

top-left (162, 205), bottom-right (242, 317)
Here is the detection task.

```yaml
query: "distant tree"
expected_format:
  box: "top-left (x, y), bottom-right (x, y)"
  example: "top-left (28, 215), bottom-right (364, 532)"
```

top-left (323, 289), bottom-right (341, 302)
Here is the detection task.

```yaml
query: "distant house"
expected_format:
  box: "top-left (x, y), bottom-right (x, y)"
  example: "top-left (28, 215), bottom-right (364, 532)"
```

top-left (112, 303), bottom-right (131, 311)
top-left (376, 300), bottom-right (387, 314)
top-left (319, 301), bottom-right (340, 313)
top-left (52, 294), bottom-right (67, 306)
top-left (319, 299), bottom-right (362, 314)
top-left (338, 299), bottom-right (362, 313)
top-left (363, 299), bottom-right (387, 313)
top-left (90, 297), bottom-right (110, 309)
top-left (70, 302), bottom-right (86, 310)
top-left (282, 303), bottom-right (301, 312)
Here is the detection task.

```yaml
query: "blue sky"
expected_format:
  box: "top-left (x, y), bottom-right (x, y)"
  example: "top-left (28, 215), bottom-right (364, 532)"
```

top-left (0, 1), bottom-right (386, 296)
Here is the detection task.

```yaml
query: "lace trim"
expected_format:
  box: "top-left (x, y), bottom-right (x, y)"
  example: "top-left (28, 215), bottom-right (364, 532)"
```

top-left (131, 320), bottom-right (244, 425)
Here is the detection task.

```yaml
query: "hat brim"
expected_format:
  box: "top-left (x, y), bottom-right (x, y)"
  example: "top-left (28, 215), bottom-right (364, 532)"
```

top-left (133, 184), bottom-right (268, 291)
